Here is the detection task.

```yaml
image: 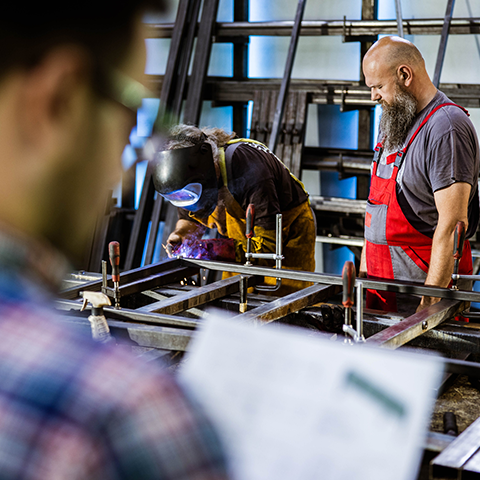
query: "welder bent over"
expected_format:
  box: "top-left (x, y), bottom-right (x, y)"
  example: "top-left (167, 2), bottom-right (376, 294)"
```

top-left (151, 124), bottom-right (316, 295)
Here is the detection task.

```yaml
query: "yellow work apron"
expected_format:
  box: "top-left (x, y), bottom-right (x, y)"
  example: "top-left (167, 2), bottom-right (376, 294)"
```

top-left (188, 139), bottom-right (316, 295)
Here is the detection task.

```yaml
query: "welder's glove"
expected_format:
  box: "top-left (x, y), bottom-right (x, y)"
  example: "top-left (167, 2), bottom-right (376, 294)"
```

top-left (173, 238), bottom-right (235, 262)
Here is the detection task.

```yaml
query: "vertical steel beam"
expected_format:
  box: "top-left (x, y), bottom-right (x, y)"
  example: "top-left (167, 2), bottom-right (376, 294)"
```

top-left (394, 0), bottom-right (404, 38)
top-left (169, 0), bottom-right (202, 118)
top-left (124, 164), bottom-right (156, 270)
top-left (159, 0), bottom-right (196, 112)
top-left (268, 0), bottom-right (307, 153)
top-left (127, 0), bottom-right (201, 270)
top-left (183, 0), bottom-right (220, 125)
top-left (433, 0), bottom-right (456, 88)
top-left (143, 194), bottom-right (163, 265)
top-left (357, 0), bottom-right (377, 199)
top-left (232, 0), bottom-right (249, 137)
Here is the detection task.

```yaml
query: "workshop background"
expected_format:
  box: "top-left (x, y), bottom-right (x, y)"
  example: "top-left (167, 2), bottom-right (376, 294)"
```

top-left (62, 6), bottom-right (480, 476)
top-left (106, 0), bottom-right (480, 284)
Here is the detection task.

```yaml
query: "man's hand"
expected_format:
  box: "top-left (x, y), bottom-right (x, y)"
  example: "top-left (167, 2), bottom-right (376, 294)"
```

top-left (165, 232), bottom-right (183, 257)
top-left (166, 219), bottom-right (205, 257)
top-left (416, 295), bottom-right (441, 312)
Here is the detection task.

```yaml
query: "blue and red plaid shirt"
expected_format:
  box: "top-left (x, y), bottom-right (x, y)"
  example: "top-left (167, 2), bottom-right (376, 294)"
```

top-left (0, 229), bottom-right (230, 479)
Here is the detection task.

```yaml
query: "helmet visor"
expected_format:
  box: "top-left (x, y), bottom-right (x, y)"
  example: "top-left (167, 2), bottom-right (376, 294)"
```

top-left (161, 183), bottom-right (203, 207)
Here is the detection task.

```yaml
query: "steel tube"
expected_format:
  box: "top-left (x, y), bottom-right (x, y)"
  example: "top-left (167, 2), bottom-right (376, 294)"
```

top-left (276, 214), bottom-right (282, 270)
top-left (431, 414), bottom-right (480, 478)
top-left (146, 18), bottom-right (480, 39)
top-left (56, 299), bottom-right (199, 329)
top-left (268, 0), bottom-right (307, 153)
top-left (60, 258), bottom-right (189, 300)
top-left (356, 281), bottom-right (364, 341)
top-left (444, 357), bottom-right (480, 378)
top-left (136, 275), bottom-right (259, 315)
top-left (180, 258), bottom-right (480, 303)
top-left (433, 0), bottom-right (456, 88)
top-left (395, 0), bottom-right (404, 37)
top-left (452, 273), bottom-right (480, 281)
top-left (366, 299), bottom-right (465, 349)
top-left (233, 284), bottom-right (339, 324)
top-left (250, 253), bottom-right (283, 260)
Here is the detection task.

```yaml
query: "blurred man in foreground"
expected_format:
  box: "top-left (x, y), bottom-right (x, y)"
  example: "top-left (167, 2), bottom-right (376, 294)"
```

top-left (0, 4), bottom-right (229, 479)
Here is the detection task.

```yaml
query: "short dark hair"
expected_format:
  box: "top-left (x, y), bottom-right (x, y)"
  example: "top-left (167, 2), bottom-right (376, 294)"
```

top-left (0, 2), bottom-right (165, 79)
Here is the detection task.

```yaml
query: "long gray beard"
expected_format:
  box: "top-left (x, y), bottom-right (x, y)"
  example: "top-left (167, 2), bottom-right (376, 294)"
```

top-left (379, 88), bottom-right (418, 152)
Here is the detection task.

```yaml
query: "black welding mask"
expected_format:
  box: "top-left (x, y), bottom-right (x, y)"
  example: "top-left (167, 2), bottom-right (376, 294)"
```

top-left (151, 141), bottom-right (219, 216)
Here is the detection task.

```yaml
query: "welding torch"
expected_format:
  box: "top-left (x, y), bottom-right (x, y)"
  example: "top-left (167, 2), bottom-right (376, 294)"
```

top-left (451, 221), bottom-right (466, 290)
top-left (109, 241), bottom-right (121, 308)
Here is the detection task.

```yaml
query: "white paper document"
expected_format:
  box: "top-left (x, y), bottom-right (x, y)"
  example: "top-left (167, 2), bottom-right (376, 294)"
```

top-left (180, 315), bottom-right (443, 480)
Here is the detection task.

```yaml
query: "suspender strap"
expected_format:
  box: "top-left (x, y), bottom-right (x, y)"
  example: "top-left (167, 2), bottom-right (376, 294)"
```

top-left (223, 141), bottom-right (243, 186)
top-left (393, 102), bottom-right (469, 169)
top-left (404, 102), bottom-right (469, 153)
top-left (393, 150), bottom-right (404, 168)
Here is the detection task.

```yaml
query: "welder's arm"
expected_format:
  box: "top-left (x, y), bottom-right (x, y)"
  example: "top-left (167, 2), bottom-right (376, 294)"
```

top-left (166, 219), bottom-right (206, 256)
top-left (417, 182), bottom-right (471, 312)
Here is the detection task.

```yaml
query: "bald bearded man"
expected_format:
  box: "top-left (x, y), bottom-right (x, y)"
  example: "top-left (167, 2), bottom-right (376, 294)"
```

top-left (359, 36), bottom-right (479, 313)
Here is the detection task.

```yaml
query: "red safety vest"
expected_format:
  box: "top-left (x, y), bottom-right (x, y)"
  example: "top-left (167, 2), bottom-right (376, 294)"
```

top-left (365, 103), bottom-right (473, 311)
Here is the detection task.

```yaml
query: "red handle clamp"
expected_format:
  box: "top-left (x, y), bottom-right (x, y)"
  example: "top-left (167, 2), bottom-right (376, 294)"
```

top-left (246, 204), bottom-right (255, 239)
top-left (342, 261), bottom-right (356, 308)
top-left (108, 241), bottom-right (120, 283)
top-left (453, 221), bottom-right (466, 260)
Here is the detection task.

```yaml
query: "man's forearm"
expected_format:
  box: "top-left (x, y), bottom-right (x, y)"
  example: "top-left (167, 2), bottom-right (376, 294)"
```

top-left (418, 182), bottom-right (471, 311)
top-left (171, 219), bottom-right (205, 239)
top-left (418, 226), bottom-right (457, 309)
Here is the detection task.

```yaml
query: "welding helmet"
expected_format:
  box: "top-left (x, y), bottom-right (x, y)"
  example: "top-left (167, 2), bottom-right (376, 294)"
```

top-left (151, 139), bottom-right (219, 216)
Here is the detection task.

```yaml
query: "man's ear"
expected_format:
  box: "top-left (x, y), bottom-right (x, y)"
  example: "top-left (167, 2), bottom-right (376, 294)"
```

top-left (16, 46), bottom-right (91, 150)
top-left (397, 65), bottom-right (413, 87)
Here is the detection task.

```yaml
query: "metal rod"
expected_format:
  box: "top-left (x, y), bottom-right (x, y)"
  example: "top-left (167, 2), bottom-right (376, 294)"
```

top-left (183, 0), bottom-right (220, 125)
top-left (146, 18), bottom-right (480, 39)
top-left (394, 0), bottom-right (404, 38)
top-left (158, 0), bottom-right (196, 116)
top-left (268, 0), bottom-right (307, 153)
top-left (276, 213), bottom-right (282, 270)
top-left (136, 274), bottom-right (260, 315)
top-left (239, 275), bottom-right (248, 313)
top-left (366, 299), bottom-right (465, 348)
top-left (255, 213), bottom-right (283, 292)
top-left (180, 258), bottom-right (480, 303)
top-left (56, 298), bottom-right (199, 329)
top-left (356, 281), bottom-right (365, 341)
top-left (60, 257), bottom-right (189, 300)
top-left (433, 0), bottom-right (456, 88)
top-left (101, 260), bottom-right (108, 294)
top-left (452, 273), bottom-right (480, 281)
top-left (233, 284), bottom-right (339, 324)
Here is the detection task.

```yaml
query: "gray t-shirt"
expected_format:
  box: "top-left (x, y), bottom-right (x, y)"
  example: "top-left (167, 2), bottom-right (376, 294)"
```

top-left (375, 90), bottom-right (480, 238)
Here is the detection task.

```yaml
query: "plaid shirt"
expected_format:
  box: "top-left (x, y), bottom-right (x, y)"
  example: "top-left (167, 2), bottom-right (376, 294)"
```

top-left (0, 230), bottom-right (229, 479)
